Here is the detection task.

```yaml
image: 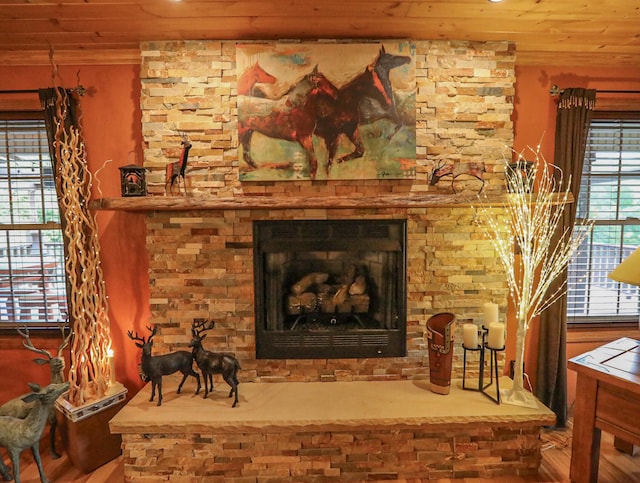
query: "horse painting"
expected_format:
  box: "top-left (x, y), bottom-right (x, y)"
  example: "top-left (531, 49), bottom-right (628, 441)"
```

top-left (236, 42), bottom-right (415, 181)
top-left (238, 66), bottom-right (338, 179)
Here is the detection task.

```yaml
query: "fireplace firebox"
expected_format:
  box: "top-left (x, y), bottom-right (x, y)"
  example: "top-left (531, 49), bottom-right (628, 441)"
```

top-left (253, 219), bottom-right (407, 359)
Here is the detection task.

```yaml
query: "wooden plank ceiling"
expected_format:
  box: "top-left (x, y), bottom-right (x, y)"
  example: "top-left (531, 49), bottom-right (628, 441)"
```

top-left (0, 0), bottom-right (638, 66)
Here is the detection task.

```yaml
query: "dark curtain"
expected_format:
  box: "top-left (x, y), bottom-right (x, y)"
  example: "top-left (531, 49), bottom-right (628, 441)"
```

top-left (38, 88), bottom-right (82, 324)
top-left (38, 88), bottom-right (81, 173)
top-left (536, 88), bottom-right (596, 427)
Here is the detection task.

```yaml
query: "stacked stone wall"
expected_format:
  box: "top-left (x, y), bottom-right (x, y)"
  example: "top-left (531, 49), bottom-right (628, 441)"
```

top-left (121, 422), bottom-right (543, 481)
top-left (139, 40), bottom-right (515, 381)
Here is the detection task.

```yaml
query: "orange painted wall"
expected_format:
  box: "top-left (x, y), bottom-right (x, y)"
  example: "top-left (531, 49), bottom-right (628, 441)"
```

top-left (511, 64), bottom-right (640, 401)
top-left (0, 64), bottom-right (149, 401)
top-left (1, 61), bottom-right (639, 407)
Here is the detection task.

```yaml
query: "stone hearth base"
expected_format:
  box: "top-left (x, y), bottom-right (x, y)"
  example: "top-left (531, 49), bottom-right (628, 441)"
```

top-left (110, 375), bottom-right (555, 482)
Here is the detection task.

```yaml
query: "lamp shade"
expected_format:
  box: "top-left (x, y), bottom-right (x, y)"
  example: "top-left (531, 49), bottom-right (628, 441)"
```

top-left (608, 247), bottom-right (640, 287)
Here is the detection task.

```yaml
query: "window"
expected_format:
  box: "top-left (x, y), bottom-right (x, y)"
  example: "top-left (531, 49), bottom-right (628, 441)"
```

top-left (567, 116), bottom-right (640, 327)
top-left (0, 114), bottom-right (68, 327)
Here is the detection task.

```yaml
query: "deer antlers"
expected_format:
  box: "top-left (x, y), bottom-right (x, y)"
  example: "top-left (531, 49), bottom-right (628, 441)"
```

top-left (127, 324), bottom-right (159, 345)
top-left (180, 131), bottom-right (191, 146)
top-left (126, 330), bottom-right (146, 344)
top-left (191, 319), bottom-right (215, 337)
top-left (17, 323), bottom-right (72, 360)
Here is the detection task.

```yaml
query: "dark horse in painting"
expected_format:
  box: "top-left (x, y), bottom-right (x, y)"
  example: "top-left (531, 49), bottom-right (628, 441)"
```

top-left (238, 66), bottom-right (338, 179)
top-left (313, 45), bottom-right (411, 173)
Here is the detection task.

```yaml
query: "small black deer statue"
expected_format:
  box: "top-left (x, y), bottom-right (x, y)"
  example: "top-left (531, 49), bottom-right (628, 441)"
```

top-left (127, 324), bottom-right (200, 406)
top-left (189, 319), bottom-right (241, 408)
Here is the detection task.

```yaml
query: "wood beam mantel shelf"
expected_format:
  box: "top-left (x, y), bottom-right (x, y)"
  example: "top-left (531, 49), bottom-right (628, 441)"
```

top-left (89, 194), bottom-right (480, 212)
top-left (90, 193), bottom-right (573, 212)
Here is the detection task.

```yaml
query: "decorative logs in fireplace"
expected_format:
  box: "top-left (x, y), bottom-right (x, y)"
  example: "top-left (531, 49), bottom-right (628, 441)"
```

top-left (253, 219), bottom-right (407, 359)
top-left (287, 268), bottom-right (370, 316)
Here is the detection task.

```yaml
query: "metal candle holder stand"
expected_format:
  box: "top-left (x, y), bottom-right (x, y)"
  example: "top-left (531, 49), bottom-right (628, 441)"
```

top-left (462, 325), bottom-right (504, 404)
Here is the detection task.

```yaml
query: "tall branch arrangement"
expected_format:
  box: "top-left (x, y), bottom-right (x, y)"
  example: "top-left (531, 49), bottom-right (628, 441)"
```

top-left (476, 147), bottom-right (592, 407)
top-left (52, 86), bottom-right (113, 406)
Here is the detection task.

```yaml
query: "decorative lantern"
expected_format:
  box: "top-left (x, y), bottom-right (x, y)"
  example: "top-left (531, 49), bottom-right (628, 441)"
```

top-left (119, 165), bottom-right (146, 197)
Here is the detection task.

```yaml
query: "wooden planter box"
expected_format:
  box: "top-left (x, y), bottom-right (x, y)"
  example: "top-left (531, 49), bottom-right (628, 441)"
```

top-left (56, 384), bottom-right (127, 473)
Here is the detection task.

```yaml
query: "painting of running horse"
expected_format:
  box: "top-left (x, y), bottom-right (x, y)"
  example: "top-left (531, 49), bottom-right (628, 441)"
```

top-left (236, 42), bottom-right (416, 181)
top-left (238, 66), bottom-right (338, 180)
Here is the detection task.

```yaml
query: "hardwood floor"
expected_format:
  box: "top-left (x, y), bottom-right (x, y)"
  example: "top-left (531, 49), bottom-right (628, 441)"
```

top-left (3, 420), bottom-right (639, 482)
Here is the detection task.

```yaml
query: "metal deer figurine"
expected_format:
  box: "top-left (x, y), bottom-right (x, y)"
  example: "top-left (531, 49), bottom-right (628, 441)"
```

top-left (0, 382), bottom-right (70, 483)
top-left (165, 133), bottom-right (192, 196)
top-left (0, 324), bottom-right (72, 459)
top-left (430, 160), bottom-right (486, 194)
top-left (189, 319), bottom-right (241, 408)
top-left (128, 325), bottom-right (200, 406)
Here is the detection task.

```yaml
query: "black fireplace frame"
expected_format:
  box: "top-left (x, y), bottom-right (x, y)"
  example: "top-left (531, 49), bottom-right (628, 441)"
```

top-left (253, 219), bottom-right (407, 359)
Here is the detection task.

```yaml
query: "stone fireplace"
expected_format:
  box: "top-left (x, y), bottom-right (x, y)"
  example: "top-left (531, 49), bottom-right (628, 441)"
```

top-left (253, 218), bottom-right (407, 359)
top-left (133, 38), bottom-right (515, 383)
top-left (100, 38), bottom-right (560, 483)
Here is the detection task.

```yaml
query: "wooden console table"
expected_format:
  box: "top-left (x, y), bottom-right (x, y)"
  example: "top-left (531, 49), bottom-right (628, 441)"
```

top-left (568, 337), bottom-right (640, 483)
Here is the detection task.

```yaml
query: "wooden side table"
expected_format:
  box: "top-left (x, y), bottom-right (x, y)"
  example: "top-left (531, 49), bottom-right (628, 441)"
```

top-left (568, 337), bottom-right (640, 483)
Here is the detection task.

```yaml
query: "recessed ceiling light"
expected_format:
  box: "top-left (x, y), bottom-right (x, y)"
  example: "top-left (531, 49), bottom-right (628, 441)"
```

top-left (488, 0), bottom-right (504, 3)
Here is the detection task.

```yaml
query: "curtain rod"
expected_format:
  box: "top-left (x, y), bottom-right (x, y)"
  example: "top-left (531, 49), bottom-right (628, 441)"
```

top-left (550, 85), bottom-right (640, 95)
top-left (597, 90), bottom-right (640, 94)
top-left (0, 89), bottom-right (40, 94)
top-left (0, 87), bottom-right (86, 96)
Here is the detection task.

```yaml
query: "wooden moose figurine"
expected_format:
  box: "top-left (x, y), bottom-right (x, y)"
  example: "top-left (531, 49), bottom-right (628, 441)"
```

top-left (127, 324), bottom-right (200, 406)
top-left (189, 319), bottom-right (241, 408)
top-left (0, 382), bottom-right (70, 483)
top-left (0, 324), bottom-right (72, 459)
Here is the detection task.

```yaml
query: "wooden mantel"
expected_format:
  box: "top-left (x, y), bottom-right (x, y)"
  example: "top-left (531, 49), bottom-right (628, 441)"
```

top-left (90, 192), bottom-right (572, 212)
top-left (89, 193), bottom-right (482, 211)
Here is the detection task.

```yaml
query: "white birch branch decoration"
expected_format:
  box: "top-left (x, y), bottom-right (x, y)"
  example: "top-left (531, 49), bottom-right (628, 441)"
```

top-left (474, 145), bottom-right (592, 407)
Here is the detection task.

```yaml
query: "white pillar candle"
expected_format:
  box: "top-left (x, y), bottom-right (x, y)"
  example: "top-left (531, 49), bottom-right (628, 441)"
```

top-left (483, 302), bottom-right (499, 324)
top-left (487, 322), bottom-right (505, 349)
top-left (462, 323), bottom-right (478, 348)
top-left (107, 349), bottom-right (116, 385)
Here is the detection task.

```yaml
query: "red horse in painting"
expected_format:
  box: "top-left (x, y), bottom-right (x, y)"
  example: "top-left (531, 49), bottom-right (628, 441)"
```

top-left (237, 62), bottom-right (276, 97)
top-left (238, 66), bottom-right (338, 179)
top-left (313, 45), bottom-right (411, 173)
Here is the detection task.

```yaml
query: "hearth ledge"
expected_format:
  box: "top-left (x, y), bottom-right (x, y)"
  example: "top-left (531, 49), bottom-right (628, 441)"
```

top-left (109, 376), bottom-right (555, 435)
top-left (109, 376), bottom-right (555, 481)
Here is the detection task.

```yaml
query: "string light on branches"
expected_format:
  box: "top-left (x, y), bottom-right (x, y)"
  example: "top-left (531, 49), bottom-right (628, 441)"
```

top-left (474, 145), bottom-right (592, 407)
